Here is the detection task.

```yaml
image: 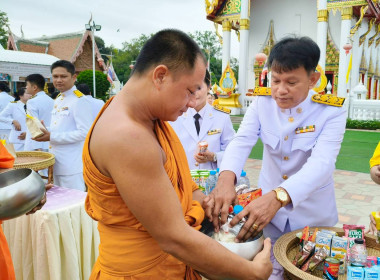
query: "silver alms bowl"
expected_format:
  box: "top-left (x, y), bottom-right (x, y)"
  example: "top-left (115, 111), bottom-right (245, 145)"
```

top-left (0, 168), bottom-right (45, 220)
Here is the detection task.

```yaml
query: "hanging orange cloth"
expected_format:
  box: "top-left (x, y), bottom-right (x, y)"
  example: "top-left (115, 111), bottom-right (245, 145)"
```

top-left (0, 142), bottom-right (16, 280)
top-left (84, 97), bottom-right (204, 279)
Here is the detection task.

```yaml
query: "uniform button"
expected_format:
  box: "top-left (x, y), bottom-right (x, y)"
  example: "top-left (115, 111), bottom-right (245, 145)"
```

top-left (284, 156), bottom-right (289, 161)
top-left (296, 107), bottom-right (302, 114)
top-left (288, 116), bottom-right (294, 122)
top-left (281, 109), bottom-right (285, 113)
top-left (282, 174), bottom-right (288, 180)
top-left (54, 122), bottom-right (56, 124)
top-left (284, 135), bottom-right (288, 141)
top-left (49, 146), bottom-right (52, 149)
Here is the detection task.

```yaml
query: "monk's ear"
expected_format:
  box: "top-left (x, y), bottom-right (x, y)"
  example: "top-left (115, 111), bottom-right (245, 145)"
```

top-left (308, 71), bottom-right (320, 89)
top-left (152, 65), bottom-right (169, 89)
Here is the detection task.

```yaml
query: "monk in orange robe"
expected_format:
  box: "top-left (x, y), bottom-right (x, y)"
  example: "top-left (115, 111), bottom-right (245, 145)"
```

top-left (84, 29), bottom-right (272, 280)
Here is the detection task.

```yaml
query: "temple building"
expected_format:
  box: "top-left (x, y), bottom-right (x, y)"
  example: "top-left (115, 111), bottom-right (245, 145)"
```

top-left (205, 0), bottom-right (380, 116)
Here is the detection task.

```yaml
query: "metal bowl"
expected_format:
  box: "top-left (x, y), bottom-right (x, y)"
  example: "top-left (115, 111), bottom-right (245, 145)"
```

top-left (0, 168), bottom-right (45, 220)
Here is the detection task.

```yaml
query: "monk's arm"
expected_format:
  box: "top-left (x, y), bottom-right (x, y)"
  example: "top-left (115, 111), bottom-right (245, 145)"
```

top-left (104, 128), bottom-right (270, 280)
top-left (192, 189), bottom-right (206, 205)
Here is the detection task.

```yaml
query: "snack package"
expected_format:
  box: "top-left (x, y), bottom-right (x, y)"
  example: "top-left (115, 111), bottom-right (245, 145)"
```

top-left (315, 231), bottom-right (333, 253)
top-left (296, 241), bottom-right (315, 268)
top-left (371, 212), bottom-right (380, 244)
top-left (330, 235), bottom-right (348, 274)
top-left (347, 266), bottom-right (364, 280)
top-left (213, 205), bottom-right (245, 243)
top-left (301, 246), bottom-right (329, 272)
top-left (292, 227), bottom-right (310, 265)
top-left (344, 224), bottom-right (366, 261)
top-left (237, 188), bottom-right (262, 207)
top-left (321, 229), bottom-right (337, 236)
top-left (26, 114), bottom-right (45, 138)
top-left (364, 266), bottom-right (380, 280)
top-left (367, 256), bottom-right (378, 268)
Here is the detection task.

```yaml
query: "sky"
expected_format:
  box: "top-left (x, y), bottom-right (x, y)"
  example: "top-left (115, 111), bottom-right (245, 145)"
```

top-left (2, 0), bottom-right (240, 57)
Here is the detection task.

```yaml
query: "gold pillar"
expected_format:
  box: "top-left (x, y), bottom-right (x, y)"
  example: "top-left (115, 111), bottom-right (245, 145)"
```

top-left (222, 20), bottom-right (232, 32)
top-left (317, 9), bottom-right (328, 22)
top-left (240, 19), bottom-right (250, 30)
top-left (341, 7), bottom-right (353, 20)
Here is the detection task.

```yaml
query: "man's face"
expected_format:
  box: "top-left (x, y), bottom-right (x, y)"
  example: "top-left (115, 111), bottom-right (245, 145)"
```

top-left (161, 56), bottom-right (206, 121)
top-left (207, 94), bottom-right (214, 105)
top-left (194, 82), bottom-right (209, 111)
top-left (25, 81), bottom-right (37, 95)
top-left (51, 67), bottom-right (76, 93)
top-left (270, 66), bottom-right (320, 109)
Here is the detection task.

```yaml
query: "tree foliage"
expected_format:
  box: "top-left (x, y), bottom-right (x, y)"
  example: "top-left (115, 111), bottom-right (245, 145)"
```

top-left (112, 34), bottom-right (152, 84)
top-left (0, 10), bottom-right (9, 49)
top-left (76, 70), bottom-right (109, 101)
top-left (95, 36), bottom-right (116, 65)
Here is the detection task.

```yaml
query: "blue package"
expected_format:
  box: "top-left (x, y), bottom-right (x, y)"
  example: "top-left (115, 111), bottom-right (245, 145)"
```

top-left (378, 257), bottom-right (380, 266)
top-left (347, 266), bottom-right (364, 280)
top-left (365, 267), bottom-right (380, 280)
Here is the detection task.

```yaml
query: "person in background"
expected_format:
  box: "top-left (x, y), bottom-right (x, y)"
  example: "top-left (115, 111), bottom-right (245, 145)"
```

top-left (207, 92), bottom-right (215, 105)
top-left (0, 83), bottom-right (14, 139)
top-left (205, 36), bottom-right (347, 279)
top-left (76, 83), bottom-right (104, 121)
top-left (84, 29), bottom-right (272, 280)
top-left (33, 60), bottom-right (92, 191)
top-left (0, 88), bottom-right (31, 151)
top-left (170, 69), bottom-right (235, 170)
top-left (24, 74), bottom-right (54, 151)
top-left (368, 142), bottom-right (380, 235)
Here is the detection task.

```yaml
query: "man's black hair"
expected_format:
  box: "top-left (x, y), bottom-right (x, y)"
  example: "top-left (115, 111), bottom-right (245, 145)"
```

top-left (204, 69), bottom-right (211, 87)
top-left (268, 36), bottom-right (320, 74)
top-left (51, 60), bottom-right (76, 75)
top-left (131, 29), bottom-right (206, 77)
top-left (14, 87), bottom-right (26, 101)
top-left (76, 83), bottom-right (91, 96)
top-left (0, 82), bottom-right (10, 93)
top-left (25, 74), bottom-right (46, 90)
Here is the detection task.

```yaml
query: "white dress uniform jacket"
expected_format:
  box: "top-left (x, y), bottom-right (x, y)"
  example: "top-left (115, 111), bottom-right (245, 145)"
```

top-left (0, 101), bottom-right (27, 151)
top-left (220, 90), bottom-right (347, 239)
top-left (170, 103), bottom-right (235, 170)
top-left (85, 95), bottom-right (105, 121)
top-left (0, 91), bottom-right (14, 131)
top-left (24, 91), bottom-right (54, 151)
top-left (50, 86), bottom-right (92, 176)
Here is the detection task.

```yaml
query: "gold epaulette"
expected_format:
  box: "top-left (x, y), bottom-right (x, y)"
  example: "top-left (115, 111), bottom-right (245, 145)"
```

top-left (55, 93), bottom-right (61, 100)
top-left (29, 94), bottom-right (36, 99)
top-left (311, 94), bottom-right (345, 107)
top-left (10, 101), bottom-right (17, 103)
top-left (73, 90), bottom-right (84, 98)
top-left (252, 86), bottom-right (271, 96)
top-left (213, 104), bottom-right (231, 114)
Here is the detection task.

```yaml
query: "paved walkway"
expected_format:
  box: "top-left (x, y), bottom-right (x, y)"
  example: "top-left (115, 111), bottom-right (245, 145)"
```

top-left (243, 158), bottom-right (380, 228)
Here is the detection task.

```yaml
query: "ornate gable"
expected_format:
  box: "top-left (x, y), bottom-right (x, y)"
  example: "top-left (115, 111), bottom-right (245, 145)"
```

top-left (325, 29), bottom-right (340, 72)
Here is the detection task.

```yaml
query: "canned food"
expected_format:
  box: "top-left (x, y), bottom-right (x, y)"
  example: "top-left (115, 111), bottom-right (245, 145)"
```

top-left (323, 257), bottom-right (340, 280)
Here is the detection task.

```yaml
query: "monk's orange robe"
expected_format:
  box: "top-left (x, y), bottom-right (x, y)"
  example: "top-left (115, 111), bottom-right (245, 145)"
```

top-left (84, 97), bottom-right (205, 279)
top-left (0, 142), bottom-right (16, 280)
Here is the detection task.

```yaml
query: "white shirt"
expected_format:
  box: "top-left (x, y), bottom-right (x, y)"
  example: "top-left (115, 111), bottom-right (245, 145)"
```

top-left (49, 86), bottom-right (93, 175)
top-left (0, 91), bottom-right (14, 130)
top-left (85, 95), bottom-right (104, 121)
top-left (0, 101), bottom-right (27, 144)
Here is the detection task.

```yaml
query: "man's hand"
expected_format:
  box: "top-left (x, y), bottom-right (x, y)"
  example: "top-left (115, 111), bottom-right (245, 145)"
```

top-left (194, 150), bottom-right (215, 164)
top-left (249, 238), bottom-right (273, 280)
top-left (12, 120), bottom-right (21, 131)
top-left (26, 183), bottom-right (53, 215)
top-left (32, 121), bottom-right (50, 142)
top-left (18, 132), bottom-right (26, 140)
top-left (230, 191), bottom-right (282, 242)
top-left (204, 171), bottom-right (237, 231)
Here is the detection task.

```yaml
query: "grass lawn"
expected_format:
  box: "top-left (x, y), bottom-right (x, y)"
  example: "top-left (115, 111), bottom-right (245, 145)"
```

top-left (232, 123), bottom-right (379, 173)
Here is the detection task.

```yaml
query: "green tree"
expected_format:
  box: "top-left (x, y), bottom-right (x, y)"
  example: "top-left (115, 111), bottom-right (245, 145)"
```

top-left (113, 34), bottom-right (152, 84)
top-left (0, 10), bottom-right (9, 48)
top-left (76, 70), bottom-right (109, 101)
top-left (95, 36), bottom-right (116, 65)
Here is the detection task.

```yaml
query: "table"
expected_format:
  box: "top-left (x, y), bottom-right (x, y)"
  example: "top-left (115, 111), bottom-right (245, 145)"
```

top-left (2, 186), bottom-right (100, 280)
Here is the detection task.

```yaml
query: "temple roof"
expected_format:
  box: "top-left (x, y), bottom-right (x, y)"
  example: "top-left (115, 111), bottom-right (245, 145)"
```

top-left (0, 49), bottom-right (59, 65)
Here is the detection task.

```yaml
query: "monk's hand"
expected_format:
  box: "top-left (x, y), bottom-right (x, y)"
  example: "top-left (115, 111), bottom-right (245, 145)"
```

top-left (194, 150), bottom-right (215, 164)
top-left (250, 238), bottom-right (273, 280)
top-left (367, 214), bottom-right (377, 235)
top-left (26, 183), bottom-right (53, 215)
top-left (230, 191), bottom-right (282, 242)
top-left (207, 171), bottom-right (237, 231)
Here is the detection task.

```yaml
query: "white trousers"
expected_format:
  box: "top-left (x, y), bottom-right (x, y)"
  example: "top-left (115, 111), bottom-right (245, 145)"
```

top-left (53, 173), bottom-right (86, 192)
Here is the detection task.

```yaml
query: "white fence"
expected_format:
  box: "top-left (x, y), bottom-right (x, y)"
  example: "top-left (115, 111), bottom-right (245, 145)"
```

top-left (349, 99), bottom-right (380, 120)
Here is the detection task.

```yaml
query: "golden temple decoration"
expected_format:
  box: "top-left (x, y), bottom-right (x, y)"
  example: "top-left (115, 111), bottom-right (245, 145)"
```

top-left (376, 36), bottom-right (380, 47)
top-left (240, 19), bottom-right (250, 30)
top-left (359, 18), bottom-right (375, 46)
top-left (222, 20), bottom-right (232, 31)
top-left (327, 0), bottom-right (367, 13)
top-left (252, 87), bottom-right (271, 96)
top-left (313, 65), bottom-right (328, 93)
top-left (326, 29), bottom-right (340, 72)
top-left (368, 24), bottom-right (380, 47)
top-left (368, 54), bottom-right (374, 77)
top-left (317, 9), bottom-right (328, 22)
top-left (205, 0), bottom-right (220, 15)
top-left (375, 61), bottom-right (380, 80)
top-left (341, 6), bottom-right (353, 20)
top-left (235, 30), bottom-right (240, 42)
top-left (219, 62), bottom-right (236, 96)
top-left (350, 5), bottom-right (368, 38)
top-left (214, 22), bottom-right (223, 45)
top-left (214, 63), bottom-right (242, 109)
top-left (359, 49), bottom-right (368, 74)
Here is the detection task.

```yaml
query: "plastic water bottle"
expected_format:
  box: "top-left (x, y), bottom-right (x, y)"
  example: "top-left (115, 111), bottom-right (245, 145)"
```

top-left (349, 238), bottom-right (367, 267)
top-left (206, 170), bottom-right (217, 195)
top-left (237, 170), bottom-right (250, 188)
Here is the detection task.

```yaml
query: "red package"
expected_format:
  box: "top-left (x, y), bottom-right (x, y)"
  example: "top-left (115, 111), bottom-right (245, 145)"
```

top-left (237, 188), bottom-right (262, 207)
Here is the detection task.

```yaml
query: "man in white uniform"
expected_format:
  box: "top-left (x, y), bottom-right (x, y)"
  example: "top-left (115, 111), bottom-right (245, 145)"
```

top-left (0, 83), bottom-right (14, 139)
top-left (34, 60), bottom-right (92, 191)
top-left (76, 83), bottom-right (104, 121)
top-left (205, 37), bottom-right (347, 279)
top-left (170, 70), bottom-right (235, 170)
top-left (24, 74), bottom-right (54, 151)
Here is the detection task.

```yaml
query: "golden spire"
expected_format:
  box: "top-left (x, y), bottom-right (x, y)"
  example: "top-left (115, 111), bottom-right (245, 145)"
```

top-left (359, 49), bottom-right (367, 74)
